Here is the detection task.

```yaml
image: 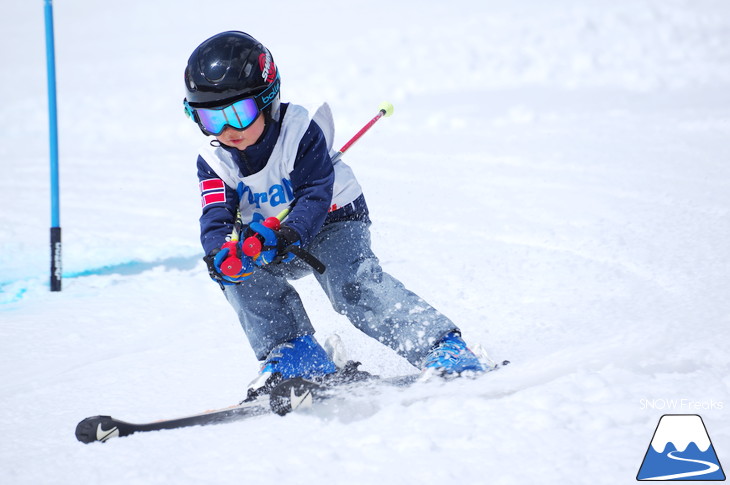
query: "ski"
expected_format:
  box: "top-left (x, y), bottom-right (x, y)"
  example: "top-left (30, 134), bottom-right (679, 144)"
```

top-left (75, 362), bottom-right (381, 444)
top-left (76, 360), bottom-right (509, 444)
top-left (75, 398), bottom-right (271, 444)
top-left (75, 371), bottom-right (415, 443)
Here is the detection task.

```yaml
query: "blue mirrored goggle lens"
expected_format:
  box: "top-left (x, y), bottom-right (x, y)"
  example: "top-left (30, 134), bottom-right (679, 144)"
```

top-left (195, 97), bottom-right (260, 135)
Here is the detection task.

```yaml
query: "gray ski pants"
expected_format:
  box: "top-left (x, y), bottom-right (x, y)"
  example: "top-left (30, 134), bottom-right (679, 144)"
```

top-left (222, 220), bottom-right (457, 368)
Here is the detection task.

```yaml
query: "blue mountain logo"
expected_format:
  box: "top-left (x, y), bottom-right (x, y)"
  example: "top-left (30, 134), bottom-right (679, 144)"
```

top-left (637, 414), bottom-right (725, 481)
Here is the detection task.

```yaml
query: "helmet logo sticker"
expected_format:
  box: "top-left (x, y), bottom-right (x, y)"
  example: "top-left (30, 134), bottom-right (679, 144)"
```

top-left (259, 51), bottom-right (277, 84)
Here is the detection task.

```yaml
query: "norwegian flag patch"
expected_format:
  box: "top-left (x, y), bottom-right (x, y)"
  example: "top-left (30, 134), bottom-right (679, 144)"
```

top-left (200, 178), bottom-right (226, 208)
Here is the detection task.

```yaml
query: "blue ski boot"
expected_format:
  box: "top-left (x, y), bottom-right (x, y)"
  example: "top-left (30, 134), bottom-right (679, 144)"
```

top-left (422, 331), bottom-right (486, 376)
top-left (243, 335), bottom-right (337, 401)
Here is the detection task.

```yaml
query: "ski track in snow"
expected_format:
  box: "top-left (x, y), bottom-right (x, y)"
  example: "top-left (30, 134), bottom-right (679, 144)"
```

top-left (1, 1), bottom-right (729, 484)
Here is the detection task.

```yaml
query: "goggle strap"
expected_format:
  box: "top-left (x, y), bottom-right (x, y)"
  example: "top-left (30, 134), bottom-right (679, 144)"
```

top-left (253, 74), bottom-right (280, 111)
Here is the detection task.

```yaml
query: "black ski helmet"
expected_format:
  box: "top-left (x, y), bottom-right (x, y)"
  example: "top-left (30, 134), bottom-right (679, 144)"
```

top-left (184, 31), bottom-right (281, 120)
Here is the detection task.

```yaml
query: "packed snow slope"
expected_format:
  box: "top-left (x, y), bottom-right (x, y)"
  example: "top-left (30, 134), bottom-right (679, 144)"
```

top-left (1, 1), bottom-right (729, 484)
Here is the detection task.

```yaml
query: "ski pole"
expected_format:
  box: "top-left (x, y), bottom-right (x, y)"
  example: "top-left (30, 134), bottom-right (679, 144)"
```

top-left (219, 207), bottom-right (291, 276)
top-left (241, 206), bottom-right (326, 275)
top-left (219, 214), bottom-right (244, 277)
top-left (330, 101), bottom-right (394, 164)
top-left (241, 207), bottom-right (291, 258)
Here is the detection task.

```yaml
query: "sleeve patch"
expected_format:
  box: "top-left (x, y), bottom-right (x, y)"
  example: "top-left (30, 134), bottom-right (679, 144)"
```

top-left (200, 178), bottom-right (226, 208)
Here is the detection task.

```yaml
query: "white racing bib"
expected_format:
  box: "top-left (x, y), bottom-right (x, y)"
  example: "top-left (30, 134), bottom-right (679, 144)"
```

top-left (199, 103), bottom-right (362, 224)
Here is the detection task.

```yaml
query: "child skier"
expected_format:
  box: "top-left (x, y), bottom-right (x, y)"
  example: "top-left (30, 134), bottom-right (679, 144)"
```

top-left (183, 31), bottom-right (486, 398)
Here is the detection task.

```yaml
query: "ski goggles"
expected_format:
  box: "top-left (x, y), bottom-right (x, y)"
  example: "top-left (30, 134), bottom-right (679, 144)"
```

top-left (184, 75), bottom-right (280, 136)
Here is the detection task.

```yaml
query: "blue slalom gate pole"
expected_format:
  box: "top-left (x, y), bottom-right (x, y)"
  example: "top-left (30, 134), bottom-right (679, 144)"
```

top-left (44, 0), bottom-right (62, 291)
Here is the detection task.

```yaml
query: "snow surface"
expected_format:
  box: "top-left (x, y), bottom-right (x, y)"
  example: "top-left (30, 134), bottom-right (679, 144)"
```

top-left (1, 0), bottom-right (729, 483)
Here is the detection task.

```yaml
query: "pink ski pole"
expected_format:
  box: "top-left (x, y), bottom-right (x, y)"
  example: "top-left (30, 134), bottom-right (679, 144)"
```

top-left (331, 102), bottom-right (394, 163)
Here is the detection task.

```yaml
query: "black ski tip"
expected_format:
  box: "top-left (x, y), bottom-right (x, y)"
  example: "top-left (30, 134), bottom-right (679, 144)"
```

top-left (75, 415), bottom-right (119, 444)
